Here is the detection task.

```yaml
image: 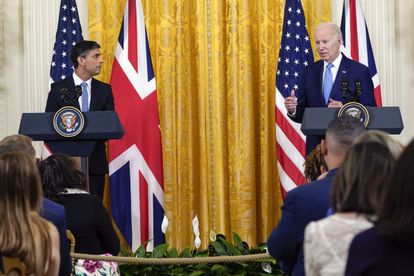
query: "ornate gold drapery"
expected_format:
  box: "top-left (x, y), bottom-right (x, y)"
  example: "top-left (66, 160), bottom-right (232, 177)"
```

top-left (89, 0), bottom-right (330, 250)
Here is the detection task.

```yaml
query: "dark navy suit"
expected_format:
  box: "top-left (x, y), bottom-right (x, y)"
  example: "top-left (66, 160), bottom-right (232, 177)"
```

top-left (45, 76), bottom-right (115, 198)
top-left (40, 198), bottom-right (72, 276)
top-left (291, 54), bottom-right (376, 154)
top-left (345, 227), bottom-right (414, 276)
top-left (267, 169), bottom-right (337, 276)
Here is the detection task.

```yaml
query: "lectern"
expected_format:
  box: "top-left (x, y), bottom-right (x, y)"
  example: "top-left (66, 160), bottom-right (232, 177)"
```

top-left (301, 106), bottom-right (404, 136)
top-left (18, 111), bottom-right (124, 156)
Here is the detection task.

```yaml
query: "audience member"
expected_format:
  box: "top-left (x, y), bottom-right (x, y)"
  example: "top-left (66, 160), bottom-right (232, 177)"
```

top-left (355, 130), bottom-right (404, 159)
top-left (304, 141), bottom-right (396, 276)
top-left (304, 144), bottom-right (328, 182)
top-left (0, 152), bottom-right (60, 275)
top-left (38, 153), bottom-right (120, 256)
top-left (0, 134), bottom-right (71, 276)
top-left (266, 115), bottom-right (365, 276)
top-left (344, 139), bottom-right (414, 275)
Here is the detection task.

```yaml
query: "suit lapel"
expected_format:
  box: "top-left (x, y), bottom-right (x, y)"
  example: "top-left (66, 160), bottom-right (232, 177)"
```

top-left (316, 61), bottom-right (326, 106)
top-left (89, 78), bottom-right (98, 111)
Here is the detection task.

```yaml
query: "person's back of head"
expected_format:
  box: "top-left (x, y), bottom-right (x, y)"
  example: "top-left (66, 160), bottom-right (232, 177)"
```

top-left (38, 153), bottom-right (87, 201)
top-left (304, 144), bottom-right (327, 182)
top-left (331, 141), bottom-right (396, 215)
top-left (322, 115), bottom-right (366, 169)
top-left (0, 134), bottom-right (35, 159)
top-left (0, 151), bottom-right (51, 275)
top-left (355, 130), bottom-right (404, 159)
top-left (377, 138), bottom-right (414, 245)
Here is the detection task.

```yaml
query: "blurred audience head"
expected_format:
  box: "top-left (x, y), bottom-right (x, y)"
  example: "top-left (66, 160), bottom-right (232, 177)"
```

top-left (377, 138), bottom-right (414, 244)
top-left (322, 115), bottom-right (365, 169)
top-left (38, 153), bottom-right (87, 201)
top-left (355, 130), bottom-right (404, 159)
top-left (304, 144), bottom-right (327, 182)
top-left (0, 151), bottom-right (51, 275)
top-left (0, 134), bottom-right (35, 159)
top-left (331, 141), bottom-right (396, 215)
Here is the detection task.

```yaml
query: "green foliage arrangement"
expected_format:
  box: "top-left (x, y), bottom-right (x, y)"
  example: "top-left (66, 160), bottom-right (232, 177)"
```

top-left (119, 232), bottom-right (284, 275)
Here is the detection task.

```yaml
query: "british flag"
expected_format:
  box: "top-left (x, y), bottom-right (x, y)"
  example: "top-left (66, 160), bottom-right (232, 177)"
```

top-left (341, 0), bottom-right (382, 106)
top-left (108, 0), bottom-right (164, 252)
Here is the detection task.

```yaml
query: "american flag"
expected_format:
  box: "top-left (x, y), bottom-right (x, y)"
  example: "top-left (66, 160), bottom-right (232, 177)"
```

top-left (108, 0), bottom-right (164, 252)
top-left (275, 0), bottom-right (314, 192)
top-left (43, 0), bottom-right (83, 159)
top-left (50, 0), bottom-right (83, 83)
top-left (341, 0), bottom-right (382, 106)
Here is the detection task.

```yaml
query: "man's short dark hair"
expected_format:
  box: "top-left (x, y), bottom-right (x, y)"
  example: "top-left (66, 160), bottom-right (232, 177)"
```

top-left (71, 40), bottom-right (101, 68)
top-left (326, 115), bottom-right (366, 154)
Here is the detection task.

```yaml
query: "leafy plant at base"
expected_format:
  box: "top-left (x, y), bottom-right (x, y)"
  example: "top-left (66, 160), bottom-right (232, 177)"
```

top-left (119, 232), bottom-right (284, 275)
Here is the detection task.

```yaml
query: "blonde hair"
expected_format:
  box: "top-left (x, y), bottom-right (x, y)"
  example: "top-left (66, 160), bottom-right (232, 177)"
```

top-left (0, 151), bottom-right (52, 275)
top-left (355, 130), bottom-right (404, 159)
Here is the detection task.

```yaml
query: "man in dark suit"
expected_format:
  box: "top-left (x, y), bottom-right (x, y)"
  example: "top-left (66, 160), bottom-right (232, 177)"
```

top-left (40, 198), bottom-right (72, 276)
top-left (284, 22), bottom-right (377, 154)
top-left (266, 115), bottom-right (365, 276)
top-left (0, 134), bottom-right (72, 276)
top-left (45, 40), bottom-right (114, 199)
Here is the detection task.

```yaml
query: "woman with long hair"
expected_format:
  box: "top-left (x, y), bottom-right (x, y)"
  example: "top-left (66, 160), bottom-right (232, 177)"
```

top-left (0, 151), bottom-right (60, 275)
top-left (345, 139), bottom-right (414, 275)
top-left (304, 141), bottom-right (396, 276)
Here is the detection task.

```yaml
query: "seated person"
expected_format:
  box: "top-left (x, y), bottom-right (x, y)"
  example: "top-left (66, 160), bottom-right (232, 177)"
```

top-left (0, 152), bottom-right (60, 275)
top-left (304, 144), bottom-right (328, 182)
top-left (344, 139), bottom-right (414, 275)
top-left (304, 142), bottom-right (396, 275)
top-left (0, 134), bottom-right (72, 276)
top-left (38, 153), bottom-right (120, 256)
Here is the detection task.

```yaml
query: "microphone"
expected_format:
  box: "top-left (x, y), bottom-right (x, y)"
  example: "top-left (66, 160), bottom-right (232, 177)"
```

top-left (59, 86), bottom-right (82, 106)
top-left (74, 85), bottom-right (82, 99)
top-left (341, 79), bottom-right (349, 103)
top-left (353, 79), bottom-right (362, 102)
top-left (60, 88), bottom-right (69, 104)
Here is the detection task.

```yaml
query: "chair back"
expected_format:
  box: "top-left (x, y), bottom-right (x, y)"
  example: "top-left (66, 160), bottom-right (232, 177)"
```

top-left (1, 257), bottom-right (26, 276)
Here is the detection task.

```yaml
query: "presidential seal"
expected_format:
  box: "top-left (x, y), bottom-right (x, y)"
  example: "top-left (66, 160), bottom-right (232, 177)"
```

top-left (337, 102), bottom-right (370, 127)
top-left (53, 106), bottom-right (85, 137)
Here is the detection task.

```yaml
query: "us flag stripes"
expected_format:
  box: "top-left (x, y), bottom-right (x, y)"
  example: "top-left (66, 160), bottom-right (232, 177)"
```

top-left (275, 0), bottom-right (314, 192)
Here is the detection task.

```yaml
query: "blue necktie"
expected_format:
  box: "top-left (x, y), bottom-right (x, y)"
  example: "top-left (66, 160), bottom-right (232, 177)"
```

top-left (81, 82), bottom-right (89, 112)
top-left (323, 63), bottom-right (333, 104)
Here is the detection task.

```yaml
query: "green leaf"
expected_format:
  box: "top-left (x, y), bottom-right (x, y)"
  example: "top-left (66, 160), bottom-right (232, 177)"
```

top-left (151, 243), bottom-right (169, 258)
top-left (134, 244), bottom-right (146, 257)
top-left (232, 232), bottom-right (246, 253)
top-left (189, 271), bottom-right (206, 276)
top-left (180, 247), bottom-right (192, 258)
top-left (211, 264), bottom-right (227, 272)
top-left (211, 240), bottom-right (228, 256)
top-left (218, 237), bottom-right (241, 255)
top-left (168, 247), bottom-right (179, 258)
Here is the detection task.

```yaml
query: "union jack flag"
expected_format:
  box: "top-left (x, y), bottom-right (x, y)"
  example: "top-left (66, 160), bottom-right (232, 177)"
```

top-left (275, 0), bottom-right (314, 192)
top-left (341, 0), bottom-right (382, 106)
top-left (108, 0), bottom-right (164, 252)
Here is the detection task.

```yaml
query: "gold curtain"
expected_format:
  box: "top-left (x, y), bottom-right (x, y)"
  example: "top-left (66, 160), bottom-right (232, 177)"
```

top-left (89, 0), bottom-right (330, 250)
